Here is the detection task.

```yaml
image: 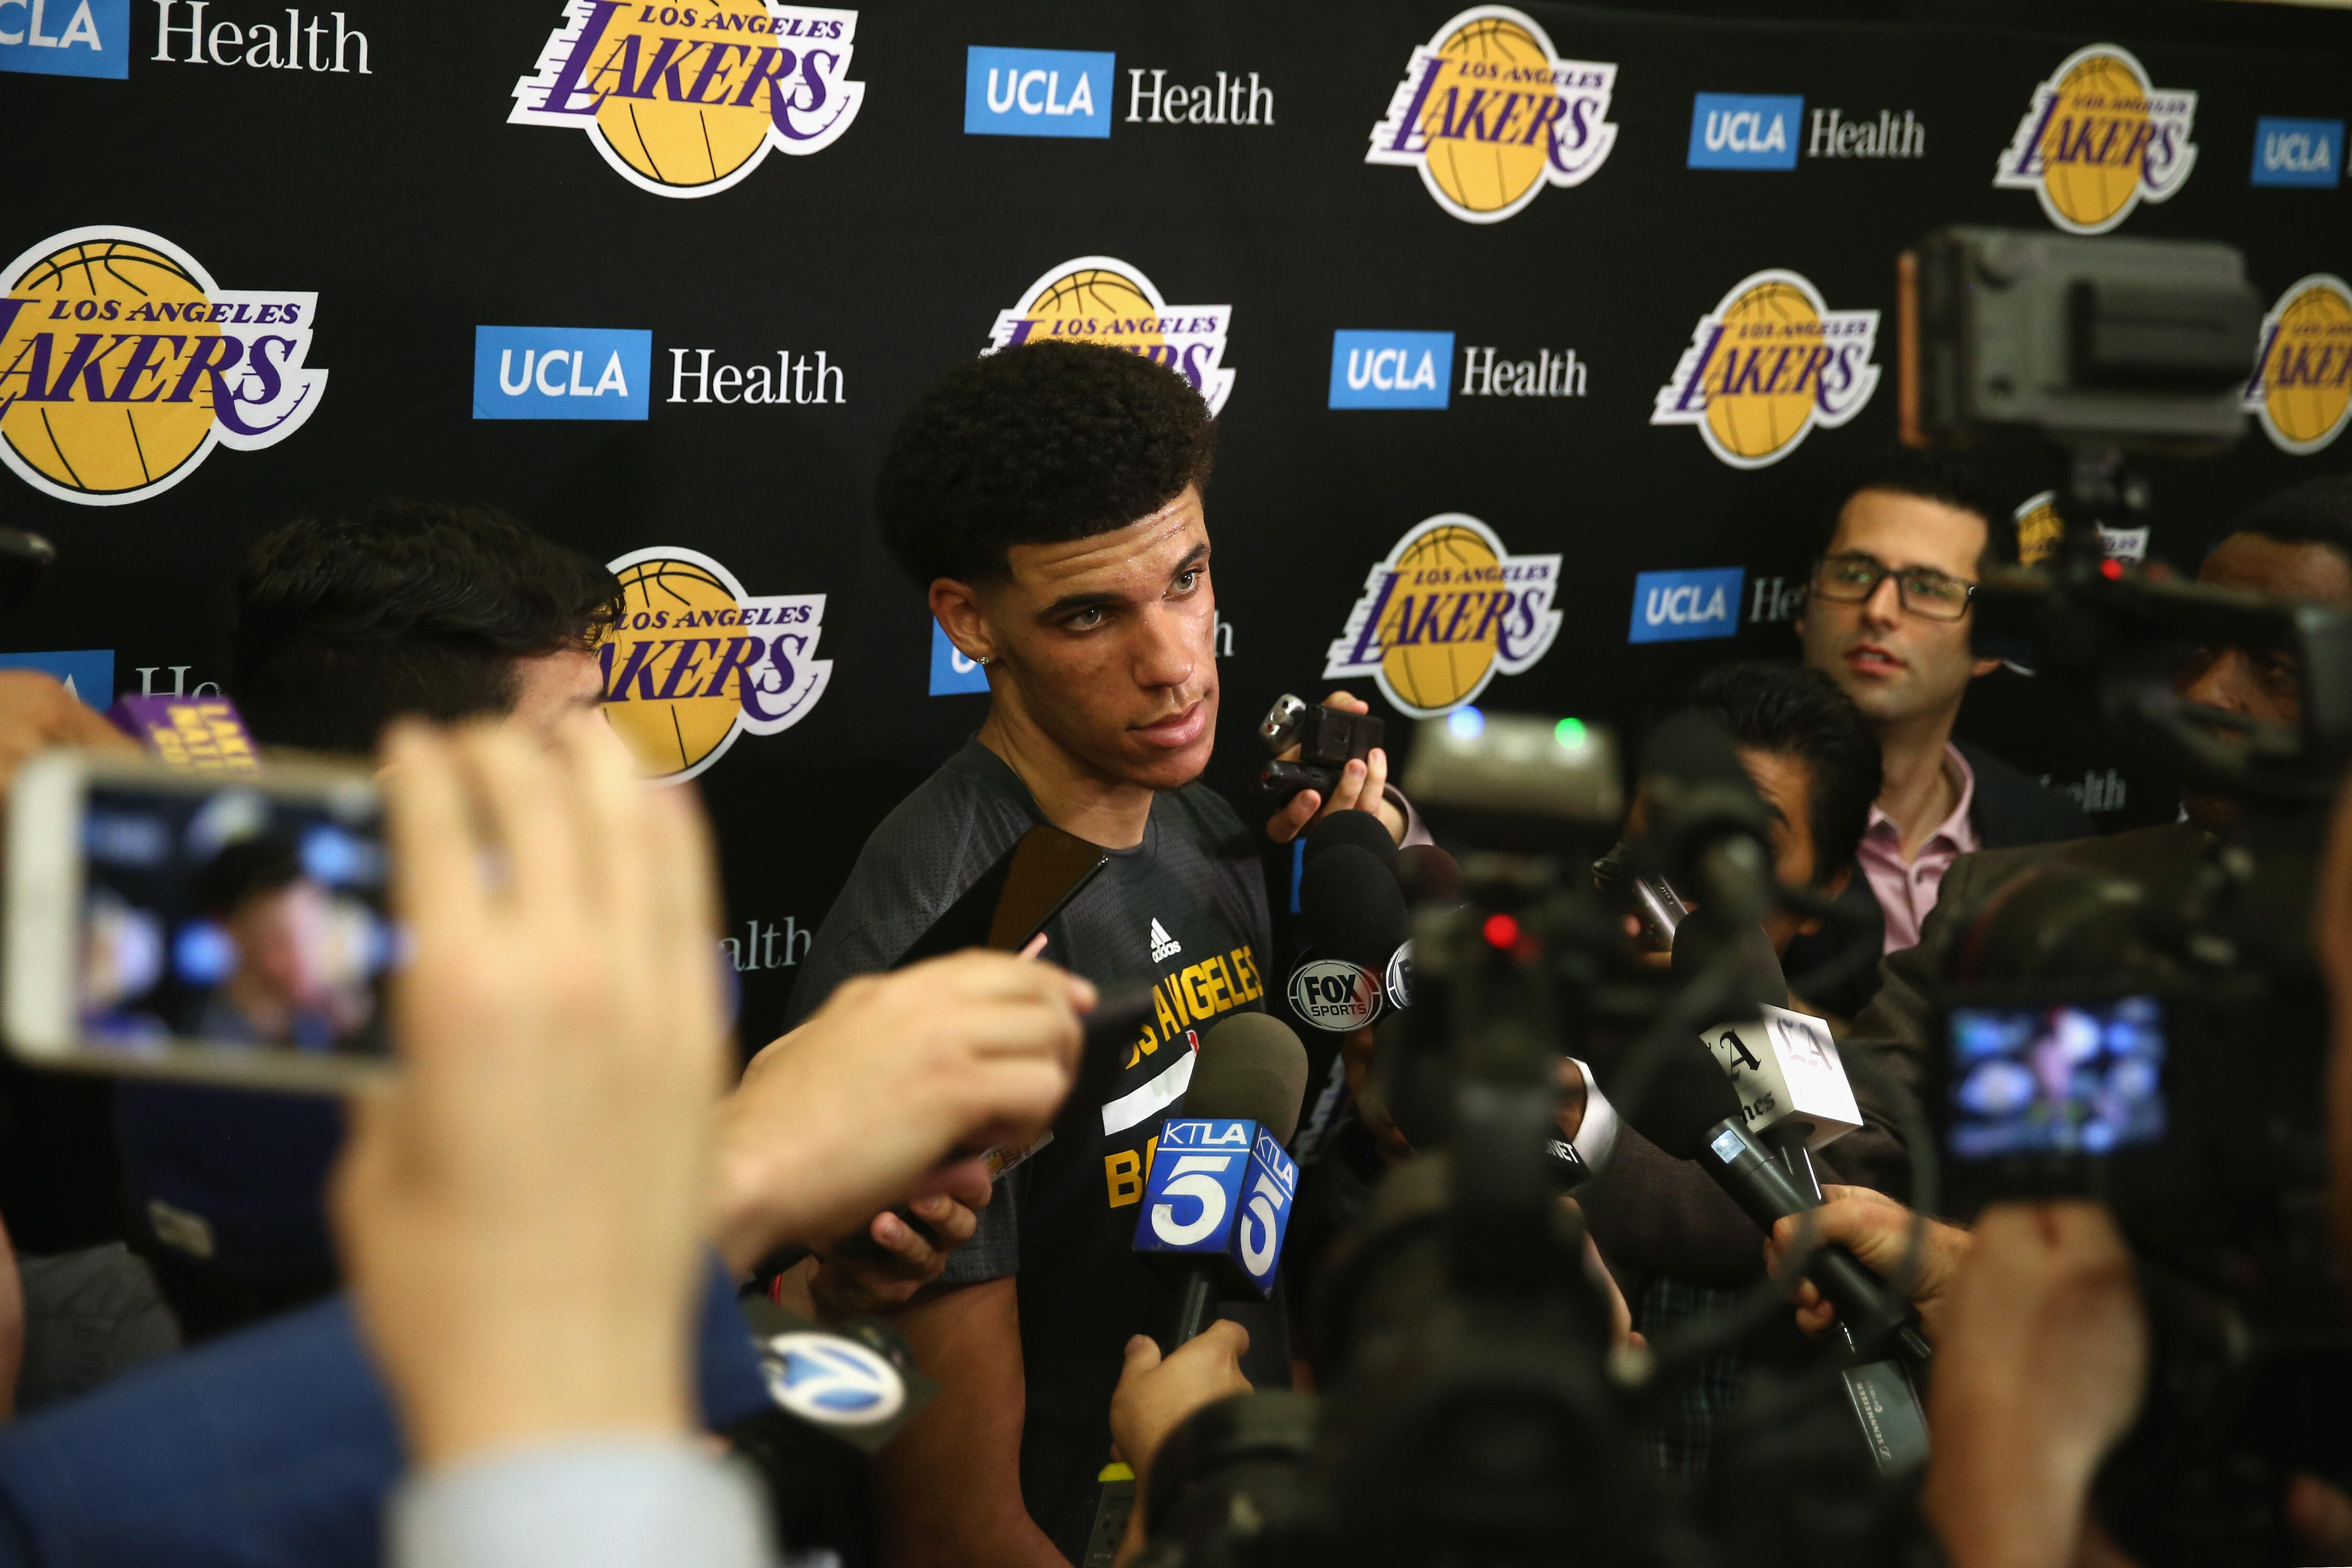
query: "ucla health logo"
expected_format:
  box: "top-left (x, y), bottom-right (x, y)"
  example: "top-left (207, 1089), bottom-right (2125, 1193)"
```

top-left (0, 0), bottom-right (125, 77)
top-left (2252, 118), bottom-right (2341, 189)
top-left (1329, 331), bottom-right (1454, 410)
top-left (965, 45), bottom-right (1111, 138)
top-left (474, 326), bottom-right (651, 420)
top-left (1366, 6), bottom-right (1618, 225)
top-left (601, 546), bottom-right (830, 782)
top-left (1323, 514), bottom-right (1561, 719)
top-left (1994, 44), bottom-right (2196, 235)
top-left (1688, 93), bottom-right (1801, 170)
top-left (510, 1), bottom-right (863, 198)
top-left (1651, 270), bottom-right (1879, 470)
top-left (759, 1331), bottom-right (904, 1427)
top-left (2244, 275), bottom-right (2352, 456)
top-left (986, 257), bottom-right (1234, 414)
top-left (1630, 568), bottom-right (1743, 644)
top-left (0, 649), bottom-right (112, 703)
top-left (0, 227), bottom-right (325, 507)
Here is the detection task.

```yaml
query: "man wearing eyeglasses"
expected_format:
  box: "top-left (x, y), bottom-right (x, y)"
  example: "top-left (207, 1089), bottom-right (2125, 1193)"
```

top-left (1793, 450), bottom-right (2090, 985)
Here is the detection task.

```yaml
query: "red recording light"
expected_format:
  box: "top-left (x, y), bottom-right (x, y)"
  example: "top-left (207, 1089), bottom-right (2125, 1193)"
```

top-left (1482, 913), bottom-right (1520, 949)
top-left (2100, 558), bottom-right (2125, 580)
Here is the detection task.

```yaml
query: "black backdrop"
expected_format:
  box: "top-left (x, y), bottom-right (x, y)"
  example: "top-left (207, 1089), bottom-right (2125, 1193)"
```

top-left (6, 0), bottom-right (2348, 1049)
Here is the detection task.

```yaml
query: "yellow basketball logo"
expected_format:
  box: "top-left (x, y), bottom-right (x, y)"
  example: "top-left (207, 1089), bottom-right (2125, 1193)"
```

top-left (986, 256), bottom-right (1235, 413)
top-left (0, 227), bottom-right (326, 507)
top-left (2008, 490), bottom-right (2149, 573)
top-left (2013, 493), bottom-right (2064, 567)
top-left (1994, 44), bottom-right (2196, 235)
top-left (1366, 5), bottom-right (1618, 225)
top-left (1651, 270), bottom-right (1879, 470)
top-left (600, 546), bottom-right (831, 783)
top-left (511, 2), bottom-right (863, 199)
top-left (1322, 514), bottom-right (1562, 719)
top-left (2244, 274), bottom-right (2352, 456)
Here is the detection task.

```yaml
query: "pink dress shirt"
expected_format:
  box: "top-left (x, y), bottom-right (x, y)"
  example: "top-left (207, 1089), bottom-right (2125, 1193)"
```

top-left (1857, 743), bottom-right (1979, 955)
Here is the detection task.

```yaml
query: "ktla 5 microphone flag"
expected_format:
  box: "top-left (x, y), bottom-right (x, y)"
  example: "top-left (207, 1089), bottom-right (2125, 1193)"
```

top-left (7, 0), bottom-right (2344, 1042)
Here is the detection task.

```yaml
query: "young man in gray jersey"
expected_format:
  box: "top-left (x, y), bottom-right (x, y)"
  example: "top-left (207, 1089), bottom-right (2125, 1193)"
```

top-left (788, 341), bottom-right (1399, 1566)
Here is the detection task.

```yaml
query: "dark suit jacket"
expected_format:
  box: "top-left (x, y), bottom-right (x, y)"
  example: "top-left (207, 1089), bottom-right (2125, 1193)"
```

top-left (1830, 821), bottom-right (2213, 1203)
top-left (1784, 737), bottom-right (2094, 1019)
top-left (0, 1259), bottom-right (771, 1568)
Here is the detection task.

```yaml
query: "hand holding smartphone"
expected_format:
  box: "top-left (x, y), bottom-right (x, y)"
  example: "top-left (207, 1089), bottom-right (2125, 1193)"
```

top-left (5, 751), bottom-right (394, 1092)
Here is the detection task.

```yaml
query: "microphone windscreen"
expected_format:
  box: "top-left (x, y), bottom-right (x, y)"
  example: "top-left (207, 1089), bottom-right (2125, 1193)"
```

top-left (1394, 843), bottom-right (1466, 907)
top-left (1301, 844), bottom-right (1410, 969)
top-left (1638, 710), bottom-right (1757, 798)
top-left (1304, 809), bottom-right (1398, 869)
top-left (1186, 1013), bottom-right (1311, 1145)
top-left (1608, 1042), bottom-right (1745, 1162)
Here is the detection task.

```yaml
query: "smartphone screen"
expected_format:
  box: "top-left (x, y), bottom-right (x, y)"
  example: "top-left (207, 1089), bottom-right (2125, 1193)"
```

top-left (78, 776), bottom-right (393, 1064)
top-left (1946, 995), bottom-right (2167, 1161)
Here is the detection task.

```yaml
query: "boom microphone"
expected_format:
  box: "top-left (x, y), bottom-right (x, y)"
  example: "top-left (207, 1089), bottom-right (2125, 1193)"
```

top-left (1133, 1014), bottom-right (1310, 1349)
top-left (1613, 1044), bottom-right (1932, 1365)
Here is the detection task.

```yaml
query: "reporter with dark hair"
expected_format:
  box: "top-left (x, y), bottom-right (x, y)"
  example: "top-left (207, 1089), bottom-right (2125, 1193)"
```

top-left (1581, 661), bottom-right (1892, 1475)
top-left (789, 341), bottom-right (1398, 1566)
top-left (1788, 449), bottom-right (2092, 1015)
top-left (231, 500), bottom-right (618, 751)
top-left (1677, 661), bottom-right (1882, 980)
top-left (115, 500), bottom-right (622, 1339)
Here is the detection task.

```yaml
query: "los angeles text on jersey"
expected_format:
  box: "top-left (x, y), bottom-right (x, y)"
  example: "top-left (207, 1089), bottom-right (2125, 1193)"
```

top-left (1102, 942), bottom-right (1265, 1209)
top-left (1126, 944), bottom-right (1264, 1071)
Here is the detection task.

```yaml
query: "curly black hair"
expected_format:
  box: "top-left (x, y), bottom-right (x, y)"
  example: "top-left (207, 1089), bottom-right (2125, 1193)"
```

top-left (1683, 661), bottom-right (1882, 883)
top-left (230, 500), bottom-right (622, 754)
top-left (875, 340), bottom-right (1217, 585)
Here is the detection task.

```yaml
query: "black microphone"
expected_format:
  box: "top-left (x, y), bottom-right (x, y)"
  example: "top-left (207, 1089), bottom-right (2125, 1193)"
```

top-left (1636, 710), bottom-right (1776, 931)
top-left (1610, 1043), bottom-right (1933, 1365)
top-left (1303, 807), bottom-right (1397, 870)
top-left (1290, 842), bottom-right (1411, 1029)
top-left (1139, 1013), bottom-right (1311, 1347)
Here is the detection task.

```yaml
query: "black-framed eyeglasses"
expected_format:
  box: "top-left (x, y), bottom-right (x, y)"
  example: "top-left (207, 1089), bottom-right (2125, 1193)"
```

top-left (1810, 552), bottom-right (1976, 622)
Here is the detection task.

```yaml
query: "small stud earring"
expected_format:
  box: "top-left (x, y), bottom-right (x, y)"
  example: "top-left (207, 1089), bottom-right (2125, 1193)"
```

top-left (975, 654), bottom-right (992, 666)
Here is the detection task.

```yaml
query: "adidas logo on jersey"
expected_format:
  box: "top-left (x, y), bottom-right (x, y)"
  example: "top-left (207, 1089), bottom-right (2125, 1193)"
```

top-left (1148, 918), bottom-right (1183, 962)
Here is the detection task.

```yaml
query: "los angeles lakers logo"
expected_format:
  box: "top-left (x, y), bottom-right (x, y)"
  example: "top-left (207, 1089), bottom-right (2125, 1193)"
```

top-left (2244, 274), bottom-right (2352, 456)
top-left (1651, 270), bottom-right (1879, 470)
top-left (600, 546), bottom-right (831, 783)
top-left (1993, 44), bottom-right (2196, 236)
top-left (986, 257), bottom-right (1235, 414)
top-left (2014, 493), bottom-right (2064, 567)
top-left (510, 1), bottom-right (863, 199)
top-left (2011, 491), bottom-right (2149, 573)
top-left (1322, 515), bottom-right (1561, 719)
top-left (0, 227), bottom-right (325, 507)
top-left (1365, 5), bottom-right (1618, 225)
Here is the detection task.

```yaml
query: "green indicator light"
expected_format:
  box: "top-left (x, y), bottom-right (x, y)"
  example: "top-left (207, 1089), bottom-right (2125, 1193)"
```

top-left (1554, 717), bottom-right (1588, 749)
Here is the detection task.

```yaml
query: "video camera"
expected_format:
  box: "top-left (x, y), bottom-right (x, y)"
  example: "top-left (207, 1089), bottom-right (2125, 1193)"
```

top-left (1900, 226), bottom-right (2352, 1568)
